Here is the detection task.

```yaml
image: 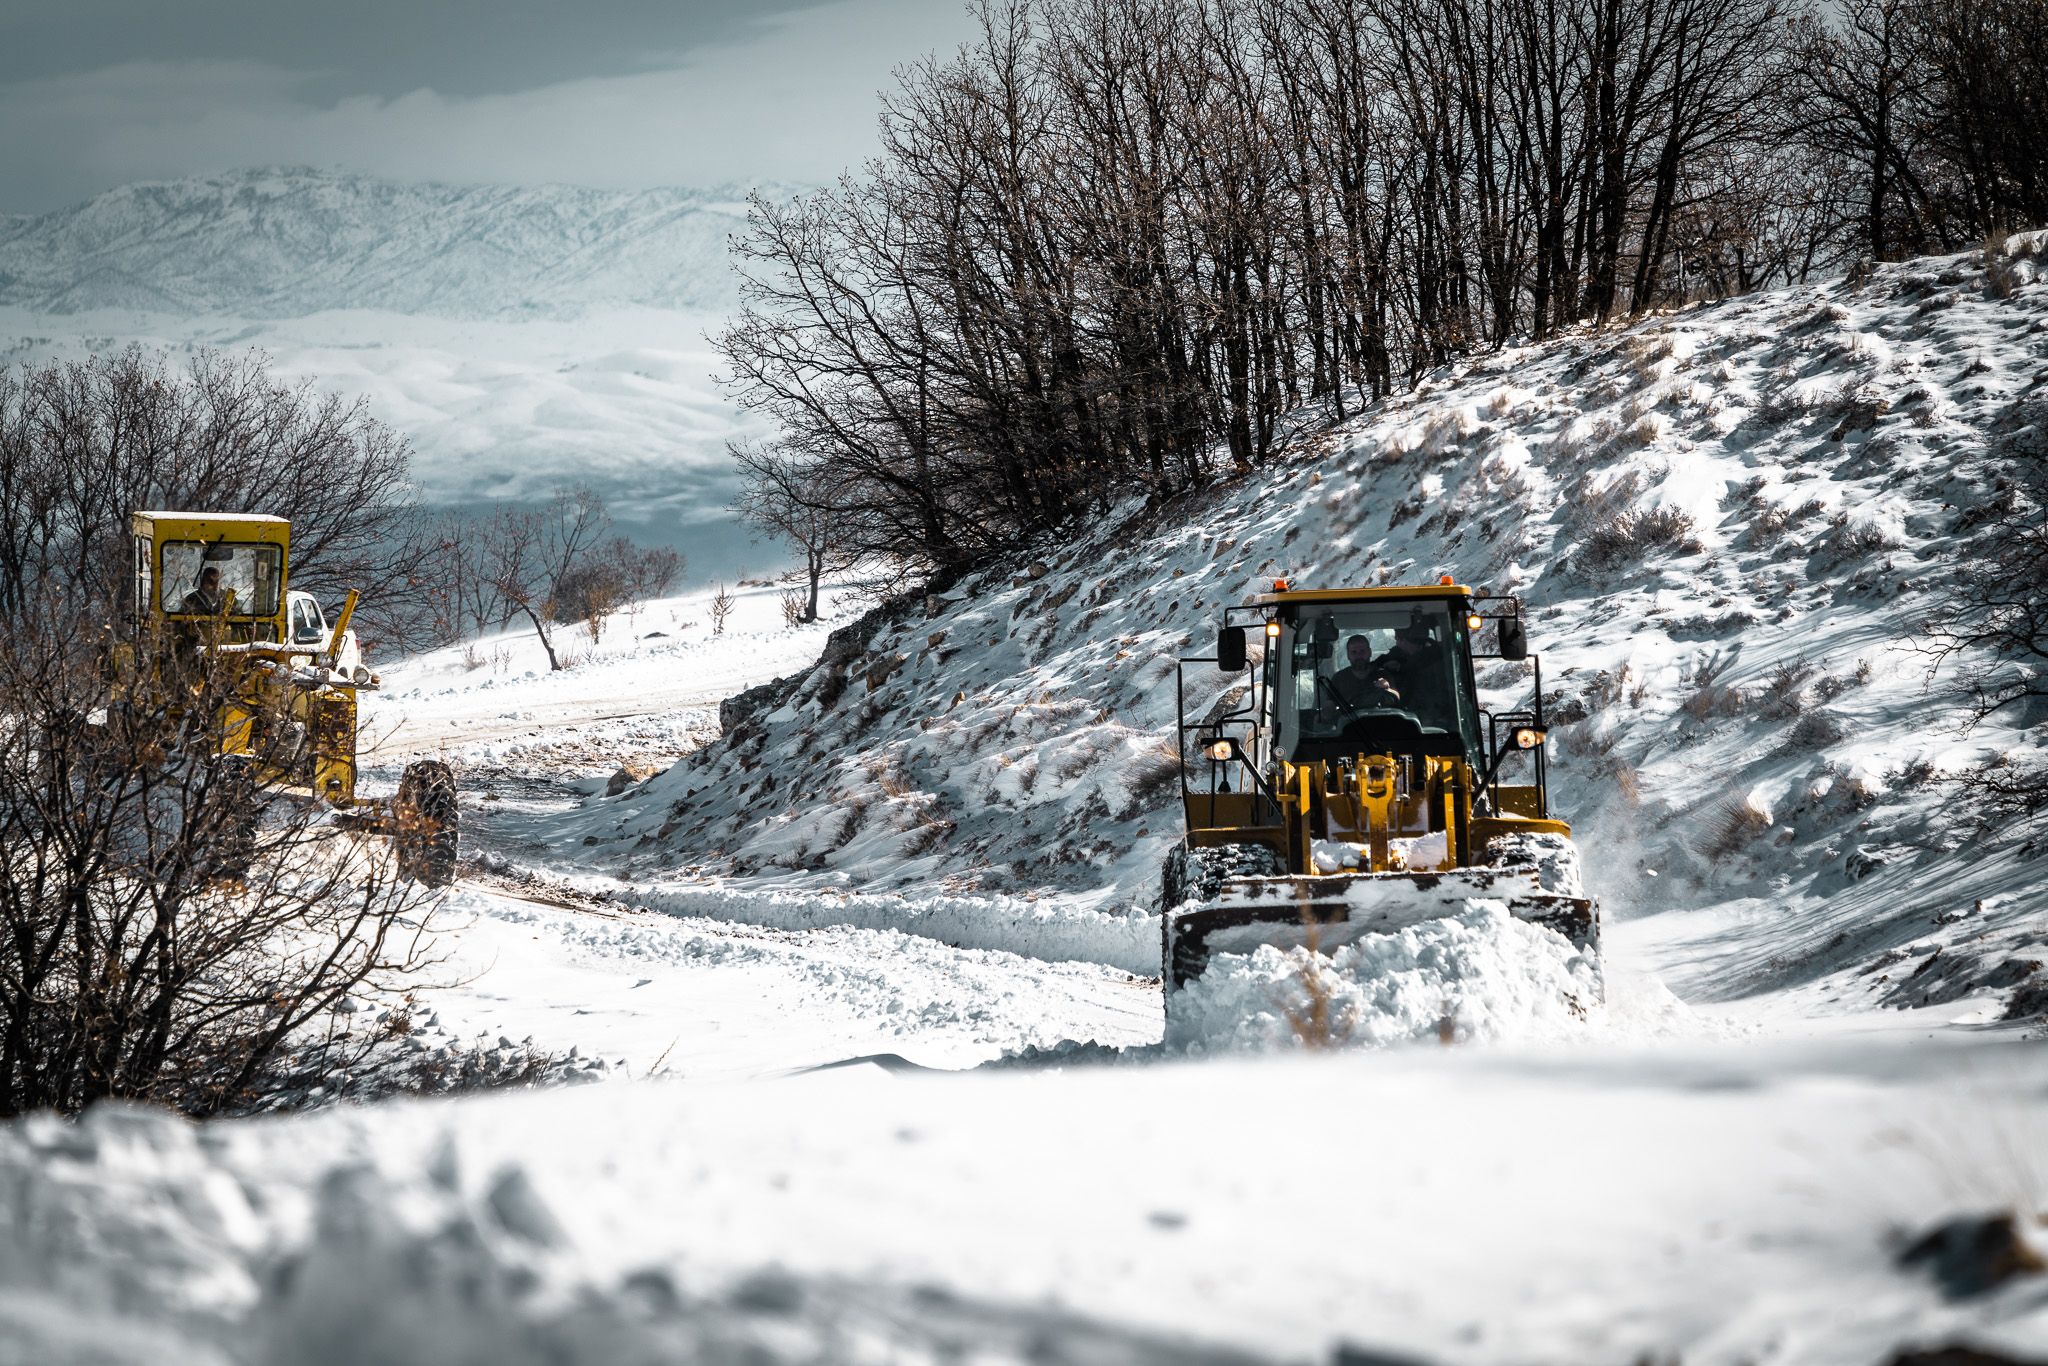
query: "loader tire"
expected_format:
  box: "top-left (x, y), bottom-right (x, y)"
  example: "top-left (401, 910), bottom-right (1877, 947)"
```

top-left (395, 760), bottom-right (459, 887)
top-left (1481, 831), bottom-right (1584, 897)
top-left (1162, 840), bottom-right (1286, 913)
top-left (1162, 841), bottom-right (1287, 991)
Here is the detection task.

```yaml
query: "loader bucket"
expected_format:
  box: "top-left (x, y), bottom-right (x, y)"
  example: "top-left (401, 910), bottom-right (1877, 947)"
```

top-left (1164, 866), bottom-right (1596, 990)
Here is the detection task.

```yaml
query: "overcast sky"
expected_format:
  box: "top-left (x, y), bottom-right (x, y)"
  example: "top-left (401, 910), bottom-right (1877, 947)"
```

top-left (0, 0), bottom-right (980, 214)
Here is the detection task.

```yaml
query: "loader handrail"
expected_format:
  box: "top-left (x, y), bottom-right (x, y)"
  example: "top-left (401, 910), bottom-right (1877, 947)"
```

top-left (1174, 654), bottom-right (1281, 810)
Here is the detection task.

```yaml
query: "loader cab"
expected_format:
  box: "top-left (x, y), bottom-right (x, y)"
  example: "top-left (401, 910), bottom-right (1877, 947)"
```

top-left (1271, 597), bottom-right (1483, 771)
top-left (1175, 578), bottom-right (1558, 874)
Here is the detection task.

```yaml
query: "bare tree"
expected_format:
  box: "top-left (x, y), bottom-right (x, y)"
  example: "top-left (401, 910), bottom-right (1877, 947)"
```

top-left (717, 0), bottom-right (1824, 576)
top-left (709, 583), bottom-right (736, 636)
top-left (731, 442), bottom-right (854, 623)
top-left (1782, 0), bottom-right (1944, 262)
top-left (0, 347), bottom-right (432, 649)
top-left (555, 536), bottom-right (685, 642)
top-left (0, 612), bottom-right (434, 1117)
top-left (475, 488), bottom-right (611, 671)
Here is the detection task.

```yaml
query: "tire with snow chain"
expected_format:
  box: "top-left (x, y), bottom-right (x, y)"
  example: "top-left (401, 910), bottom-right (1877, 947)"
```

top-left (1162, 841), bottom-right (1287, 990)
top-left (1162, 840), bottom-right (1287, 913)
top-left (394, 760), bottom-right (459, 887)
top-left (1481, 831), bottom-right (1584, 897)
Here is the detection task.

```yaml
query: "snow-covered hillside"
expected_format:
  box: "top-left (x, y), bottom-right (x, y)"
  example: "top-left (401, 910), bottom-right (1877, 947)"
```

top-left (615, 233), bottom-right (2048, 1020)
top-left (0, 167), bottom-right (777, 319)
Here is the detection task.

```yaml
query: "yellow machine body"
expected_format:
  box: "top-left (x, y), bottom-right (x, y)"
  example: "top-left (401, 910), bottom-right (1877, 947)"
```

top-left (124, 510), bottom-right (365, 806)
top-left (1165, 579), bottom-right (1595, 992)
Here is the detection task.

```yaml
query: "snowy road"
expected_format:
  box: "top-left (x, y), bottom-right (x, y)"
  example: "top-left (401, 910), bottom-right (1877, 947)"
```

top-left (352, 582), bottom-right (1166, 1080)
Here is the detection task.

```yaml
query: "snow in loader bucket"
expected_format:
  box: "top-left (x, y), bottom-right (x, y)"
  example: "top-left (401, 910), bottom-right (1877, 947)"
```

top-left (1164, 864), bottom-right (1597, 992)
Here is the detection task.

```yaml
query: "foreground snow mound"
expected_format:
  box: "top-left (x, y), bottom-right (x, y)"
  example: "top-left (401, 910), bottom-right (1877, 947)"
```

top-left (1166, 904), bottom-right (1601, 1055)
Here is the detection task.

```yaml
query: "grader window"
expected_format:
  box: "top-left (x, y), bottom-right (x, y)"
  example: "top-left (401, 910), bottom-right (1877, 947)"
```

top-left (161, 541), bottom-right (282, 618)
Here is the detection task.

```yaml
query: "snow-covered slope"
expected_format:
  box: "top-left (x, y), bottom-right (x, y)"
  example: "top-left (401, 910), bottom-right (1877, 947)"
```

top-left (0, 167), bottom-right (774, 320)
top-left (617, 234), bottom-right (2048, 1019)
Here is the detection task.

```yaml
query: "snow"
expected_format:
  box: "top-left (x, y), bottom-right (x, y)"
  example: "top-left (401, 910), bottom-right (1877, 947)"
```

top-left (7, 1037), bottom-right (2048, 1364)
top-left (4, 242), bottom-right (2048, 1360)
top-left (1165, 903), bottom-right (1605, 1054)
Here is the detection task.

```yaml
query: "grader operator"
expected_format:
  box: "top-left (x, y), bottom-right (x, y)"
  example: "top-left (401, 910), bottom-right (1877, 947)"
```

top-left (1163, 577), bottom-right (1596, 1010)
top-left (110, 510), bottom-right (458, 885)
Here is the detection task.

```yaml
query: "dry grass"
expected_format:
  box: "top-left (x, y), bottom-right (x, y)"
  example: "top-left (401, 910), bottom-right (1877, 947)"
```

top-left (1681, 656), bottom-right (1746, 722)
top-left (1756, 659), bottom-right (1815, 720)
top-left (1280, 914), bottom-right (1357, 1050)
top-left (1701, 794), bottom-right (1771, 861)
top-left (1580, 506), bottom-right (1701, 571)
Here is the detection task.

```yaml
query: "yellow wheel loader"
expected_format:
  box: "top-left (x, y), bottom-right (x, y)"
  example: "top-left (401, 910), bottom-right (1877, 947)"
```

top-left (100, 511), bottom-right (458, 886)
top-left (1163, 578), bottom-right (1596, 1010)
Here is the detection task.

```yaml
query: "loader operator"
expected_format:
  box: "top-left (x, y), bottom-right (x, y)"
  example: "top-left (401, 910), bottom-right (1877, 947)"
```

top-left (1329, 634), bottom-right (1400, 711)
top-left (1372, 619), bottom-right (1449, 726)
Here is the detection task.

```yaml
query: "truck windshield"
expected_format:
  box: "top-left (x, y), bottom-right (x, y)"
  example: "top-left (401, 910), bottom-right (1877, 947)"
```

top-left (1272, 599), bottom-right (1480, 763)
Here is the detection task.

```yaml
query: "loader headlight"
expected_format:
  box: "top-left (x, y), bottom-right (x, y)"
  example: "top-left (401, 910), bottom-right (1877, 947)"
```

top-left (1264, 621), bottom-right (1281, 639)
top-left (1205, 740), bottom-right (1234, 762)
top-left (1467, 613), bottom-right (1484, 630)
top-left (1512, 727), bottom-right (1545, 749)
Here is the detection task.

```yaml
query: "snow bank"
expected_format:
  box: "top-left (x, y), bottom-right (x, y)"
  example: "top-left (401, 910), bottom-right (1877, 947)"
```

top-left (627, 880), bottom-right (1157, 977)
top-left (8, 1035), bottom-right (2048, 1364)
top-left (1166, 904), bottom-right (1602, 1055)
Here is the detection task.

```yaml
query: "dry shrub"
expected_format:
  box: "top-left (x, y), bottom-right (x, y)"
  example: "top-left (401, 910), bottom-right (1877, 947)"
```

top-left (1701, 795), bottom-right (1771, 861)
top-left (1816, 515), bottom-right (1897, 565)
top-left (1581, 507), bottom-right (1701, 571)
top-left (1124, 740), bottom-right (1185, 815)
top-left (1280, 915), bottom-right (1356, 1050)
top-left (1985, 230), bottom-right (2038, 299)
top-left (1681, 656), bottom-right (1746, 721)
top-left (1783, 710), bottom-right (1846, 750)
top-left (1756, 659), bottom-right (1815, 720)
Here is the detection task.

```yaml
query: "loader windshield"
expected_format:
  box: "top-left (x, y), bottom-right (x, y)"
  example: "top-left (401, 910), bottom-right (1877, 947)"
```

top-left (1272, 600), bottom-right (1480, 764)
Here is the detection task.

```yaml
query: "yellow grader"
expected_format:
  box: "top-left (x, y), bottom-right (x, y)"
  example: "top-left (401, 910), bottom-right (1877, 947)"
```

top-left (104, 510), bottom-right (458, 885)
top-left (1164, 577), bottom-right (1595, 1008)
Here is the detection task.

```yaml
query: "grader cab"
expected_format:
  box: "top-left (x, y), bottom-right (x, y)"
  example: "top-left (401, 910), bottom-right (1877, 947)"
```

top-left (1163, 578), bottom-right (1596, 1007)
top-left (112, 510), bottom-right (458, 885)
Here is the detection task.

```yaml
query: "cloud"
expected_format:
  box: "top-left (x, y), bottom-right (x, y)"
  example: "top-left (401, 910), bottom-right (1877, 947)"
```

top-left (0, 0), bottom-right (978, 211)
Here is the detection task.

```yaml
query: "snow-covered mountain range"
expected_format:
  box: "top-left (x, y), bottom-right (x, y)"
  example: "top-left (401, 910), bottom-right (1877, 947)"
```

top-left (0, 167), bottom-right (771, 319)
top-left (0, 168), bottom-right (791, 577)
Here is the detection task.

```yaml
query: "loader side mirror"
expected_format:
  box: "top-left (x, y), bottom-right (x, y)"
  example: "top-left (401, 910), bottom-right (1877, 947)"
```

top-left (1499, 616), bottom-right (1528, 661)
top-left (1217, 625), bottom-right (1248, 673)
